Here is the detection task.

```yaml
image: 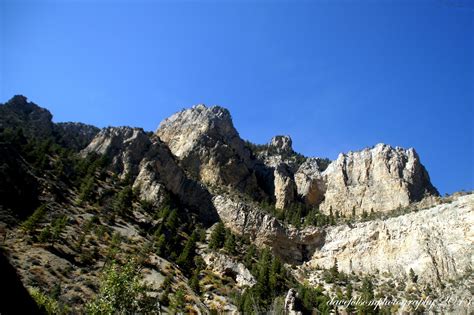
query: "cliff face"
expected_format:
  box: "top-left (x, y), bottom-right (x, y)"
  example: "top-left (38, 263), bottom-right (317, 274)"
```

top-left (82, 127), bottom-right (152, 178)
top-left (156, 105), bottom-right (439, 216)
top-left (81, 106), bottom-right (443, 266)
top-left (292, 144), bottom-right (439, 217)
top-left (82, 126), bottom-right (218, 223)
top-left (305, 194), bottom-right (473, 285)
top-left (294, 158), bottom-right (327, 206)
top-left (156, 105), bottom-right (263, 198)
top-left (212, 195), bottom-right (324, 264)
top-left (318, 144), bottom-right (439, 216)
top-left (78, 105), bottom-right (441, 252)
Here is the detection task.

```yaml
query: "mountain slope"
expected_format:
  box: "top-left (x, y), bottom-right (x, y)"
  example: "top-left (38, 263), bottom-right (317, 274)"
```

top-left (0, 96), bottom-right (470, 314)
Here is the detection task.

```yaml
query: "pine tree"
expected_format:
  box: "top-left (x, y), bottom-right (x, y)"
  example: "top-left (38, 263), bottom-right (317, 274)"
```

top-left (165, 209), bottom-right (179, 231)
top-left (21, 204), bottom-right (48, 234)
top-left (244, 244), bottom-right (256, 267)
top-left (208, 222), bottom-right (226, 249)
top-left (113, 186), bottom-right (134, 215)
top-left (189, 271), bottom-right (200, 294)
top-left (358, 277), bottom-right (376, 315)
top-left (224, 230), bottom-right (236, 255)
top-left (330, 258), bottom-right (339, 280)
top-left (155, 234), bottom-right (166, 256)
top-left (254, 249), bottom-right (271, 303)
top-left (346, 283), bottom-right (354, 313)
top-left (78, 175), bottom-right (95, 204)
top-left (86, 261), bottom-right (154, 314)
top-left (176, 232), bottom-right (197, 274)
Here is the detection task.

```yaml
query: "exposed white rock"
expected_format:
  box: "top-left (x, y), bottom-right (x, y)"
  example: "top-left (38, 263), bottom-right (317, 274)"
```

top-left (273, 164), bottom-right (296, 209)
top-left (212, 195), bottom-right (324, 263)
top-left (295, 158), bottom-right (327, 206)
top-left (284, 289), bottom-right (302, 315)
top-left (318, 143), bottom-right (438, 216)
top-left (257, 137), bottom-right (298, 209)
top-left (269, 135), bottom-right (293, 154)
top-left (202, 251), bottom-right (256, 287)
top-left (156, 105), bottom-right (262, 197)
top-left (307, 194), bottom-right (473, 285)
top-left (81, 127), bottom-right (150, 179)
top-left (83, 127), bottom-right (218, 223)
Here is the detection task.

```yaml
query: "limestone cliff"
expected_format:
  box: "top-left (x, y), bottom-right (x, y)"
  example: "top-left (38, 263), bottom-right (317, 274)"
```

top-left (294, 158), bottom-right (327, 206)
top-left (293, 144), bottom-right (438, 216)
top-left (82, 127), bottom-right (152, 178)
top-left (212, 195), bottom-right (324, 263)
top-left (156, 105), bottom-right (262, 198)
top-left (253, 135), bottom-right (301, 209)
top-left (306, 194), bottom-right (473, 285)
top-left (82, 126), bottom-right (218, 223)
top-left (318, 143), bottom-right (439, 216)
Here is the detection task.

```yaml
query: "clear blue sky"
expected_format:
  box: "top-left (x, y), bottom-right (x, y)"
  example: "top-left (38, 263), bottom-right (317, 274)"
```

top-left (1, 0), bottom-right (473, 194)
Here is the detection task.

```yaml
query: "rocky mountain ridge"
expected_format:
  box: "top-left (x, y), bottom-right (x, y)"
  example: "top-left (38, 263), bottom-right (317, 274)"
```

top-left (0, 95), bottom-right (470, 314)
top-left (154, 105), bottom-right (439, 215)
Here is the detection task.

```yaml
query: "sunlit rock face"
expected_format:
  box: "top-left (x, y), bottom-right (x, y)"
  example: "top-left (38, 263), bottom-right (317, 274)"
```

top-left (82, 126), bottom-right (218, 223)
top-left (295, 158), bottom-right (327, 206)
top-left (269, 135), bottom-right (293, 155)
top-left (156, 104), bottom-right (263, 198)
top-left (296, 143), bottom-right (438, 216)
top-left (212, 195), bottom-right (325, 264)
top-left (307, 194), bottom-right (473, 285)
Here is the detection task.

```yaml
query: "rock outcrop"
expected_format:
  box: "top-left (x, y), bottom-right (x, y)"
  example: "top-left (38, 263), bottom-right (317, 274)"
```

top-left (0, 95), bottom-right (100, 151)
top-left (273, 164), bottom-right (296, 209)
top-left (318, 144), bottom-right (439, 216)
top-left (82, 127), bottom-right (218, 223)
top-left (202, 251), bottom-right (256, 287)
top-left (269, 135), bottom-right (293, 155)
top-left (55, 122), bottom-right (100, 150)
top-left (156, 105), bottom-right (262, 198)
top-left (284, 289), bottom-right (302, 315)
top-left (294, 158), bottom-right (327, 206)
top-left (293, 144), bottom-right (439, 216)
top-left (254, 136), bottom-right (300, 209)
top-left (212, 195), bottom-right (324, 263)
top-left (306, 194), bottom-right (473, 284)
top-left (82, 127), bottom-right (152, 178)
top-left (0, 95), bottom-right (54, 139)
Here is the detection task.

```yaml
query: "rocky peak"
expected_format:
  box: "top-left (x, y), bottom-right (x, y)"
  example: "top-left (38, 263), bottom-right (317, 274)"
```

top-left (269, 135), bottom-right (293, 154)
top-left (0, 95), bottom-right (54, 138)
top-left (156, 105), bottom-right (262, 197)
top-left (157, 104), bottom-right (237, 158)
top-left (318, 143), bottom-right (439, 216)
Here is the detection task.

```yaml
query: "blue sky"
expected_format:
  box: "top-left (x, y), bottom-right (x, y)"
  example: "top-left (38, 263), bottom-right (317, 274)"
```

top-left (1, 0), bottom-right (473, 194)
